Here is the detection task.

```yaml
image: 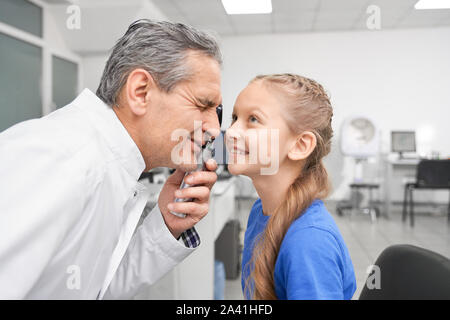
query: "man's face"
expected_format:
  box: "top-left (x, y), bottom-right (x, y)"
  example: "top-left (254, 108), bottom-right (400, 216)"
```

top-left (146, 51), bottom-right (222, 171)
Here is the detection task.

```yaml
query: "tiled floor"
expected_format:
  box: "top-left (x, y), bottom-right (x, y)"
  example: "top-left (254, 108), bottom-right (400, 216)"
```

top-left (224, 198), bottom-right (450, 300)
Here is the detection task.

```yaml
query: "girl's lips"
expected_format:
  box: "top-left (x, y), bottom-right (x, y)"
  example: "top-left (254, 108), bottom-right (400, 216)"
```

top-left (225, 138), bottom-right (249, 155)
top-left (229, 146), bottom-right (249, 155)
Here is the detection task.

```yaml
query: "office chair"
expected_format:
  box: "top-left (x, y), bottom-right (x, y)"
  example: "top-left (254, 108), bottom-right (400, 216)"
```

top-left (359, 244), bottom-right (450, 300)
top-left (402, 159), bottom-right (450, 227)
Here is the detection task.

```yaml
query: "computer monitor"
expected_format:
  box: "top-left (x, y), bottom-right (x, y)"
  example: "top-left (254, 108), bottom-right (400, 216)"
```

top-left (391, 131), bottom-right (416, 158)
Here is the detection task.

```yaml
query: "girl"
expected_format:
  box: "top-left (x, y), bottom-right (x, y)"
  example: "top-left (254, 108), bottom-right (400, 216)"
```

top-left (225, 74), bottom-right (356, 300)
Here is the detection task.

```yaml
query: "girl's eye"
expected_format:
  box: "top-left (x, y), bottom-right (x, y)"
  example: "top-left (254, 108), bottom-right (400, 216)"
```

top-left (249, 115), bottom-right (258, 123)
top-left (231, 114), bottom-right (237, 123)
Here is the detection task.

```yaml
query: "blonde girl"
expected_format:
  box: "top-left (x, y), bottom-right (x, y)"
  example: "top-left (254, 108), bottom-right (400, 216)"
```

top-left (226, 73), bottom-right (356, 300)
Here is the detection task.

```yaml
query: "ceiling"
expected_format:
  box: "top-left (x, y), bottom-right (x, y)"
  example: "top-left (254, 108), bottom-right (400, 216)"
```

top-left (152, 0), bottom-right (450, 35)
top-left (41, 0), bottom-right (450, 53)
top-left (43, 0), bottom-right (167, 53)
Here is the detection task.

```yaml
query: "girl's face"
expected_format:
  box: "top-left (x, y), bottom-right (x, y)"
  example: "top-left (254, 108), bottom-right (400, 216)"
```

top-left (225, 80), bottom-right (297, 177)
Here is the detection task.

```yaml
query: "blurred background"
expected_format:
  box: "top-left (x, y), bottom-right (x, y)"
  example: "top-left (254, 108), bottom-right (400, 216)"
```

top-left (1, 0), bottom-right (449, 300)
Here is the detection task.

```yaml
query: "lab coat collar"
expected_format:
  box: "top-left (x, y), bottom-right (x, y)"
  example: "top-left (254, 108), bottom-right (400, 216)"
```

top-left (73, 88), bottom-right (146, 180)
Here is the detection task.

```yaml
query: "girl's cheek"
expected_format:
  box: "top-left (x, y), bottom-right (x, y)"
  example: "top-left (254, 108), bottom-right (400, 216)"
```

top-left (263, 128), bottom-right (283, 166)
top-left (225, 127), bottom-right (246, 148)
top-left (247, 131), bottom-right (258, 156)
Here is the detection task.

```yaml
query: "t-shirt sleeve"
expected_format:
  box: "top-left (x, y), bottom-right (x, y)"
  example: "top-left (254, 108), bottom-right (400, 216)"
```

top-left (276, 227), bottom-right (345, 300)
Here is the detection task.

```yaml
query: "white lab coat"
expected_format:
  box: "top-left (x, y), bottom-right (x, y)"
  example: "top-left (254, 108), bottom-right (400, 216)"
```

top-left (0, 89), bottom-right (196, 299)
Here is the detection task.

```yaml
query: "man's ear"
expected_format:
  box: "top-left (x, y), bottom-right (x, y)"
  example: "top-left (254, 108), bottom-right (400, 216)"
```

top-left (124, 68), bottom-right (155, 116)
top-left (288, 131), bottom-right (317, 161)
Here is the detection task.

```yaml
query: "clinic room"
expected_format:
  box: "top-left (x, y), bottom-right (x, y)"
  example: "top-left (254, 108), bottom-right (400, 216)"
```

top-left (0, 0), bottom-right (449, 302)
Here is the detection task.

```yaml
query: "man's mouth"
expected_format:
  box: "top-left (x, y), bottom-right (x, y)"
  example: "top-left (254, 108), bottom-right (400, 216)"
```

top-left (191, 135), bottom-right (214, 150)
top-left (191, 138), bottom-right (210, 155)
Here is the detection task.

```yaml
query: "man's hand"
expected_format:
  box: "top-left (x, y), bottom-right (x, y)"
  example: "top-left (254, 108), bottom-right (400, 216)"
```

top-left (158, 159), bottom-right (218, 239)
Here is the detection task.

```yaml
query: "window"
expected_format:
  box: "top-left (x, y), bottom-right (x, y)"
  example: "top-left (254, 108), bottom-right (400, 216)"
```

top-left (0, 32), bottom-right (42, 132)
top-left (52, 55), bottom-right (79, 108)
top-left (0, 0), bottom-right (43, 38)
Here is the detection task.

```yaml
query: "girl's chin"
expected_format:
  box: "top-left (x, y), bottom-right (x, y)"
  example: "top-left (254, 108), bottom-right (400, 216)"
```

top-left (227, 163), bottom-right (257, 177)
top-left (227, 163), bottom-right (244, 175)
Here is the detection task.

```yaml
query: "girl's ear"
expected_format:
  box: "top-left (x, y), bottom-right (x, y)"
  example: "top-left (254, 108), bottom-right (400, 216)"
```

top-left (288, 131), bottom-right (317, 161)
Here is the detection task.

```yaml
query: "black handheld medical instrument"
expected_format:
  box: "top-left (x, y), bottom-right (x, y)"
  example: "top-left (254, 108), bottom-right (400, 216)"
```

top-left (170, 104), bottom-right (223, 218)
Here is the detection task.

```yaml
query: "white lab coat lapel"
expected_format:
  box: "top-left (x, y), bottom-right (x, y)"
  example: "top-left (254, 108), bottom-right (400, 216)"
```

top-left (98, 182), bottom-right (151, 299)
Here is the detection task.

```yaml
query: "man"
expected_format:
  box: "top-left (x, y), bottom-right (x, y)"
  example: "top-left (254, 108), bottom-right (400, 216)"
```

top-left (0, 20), bottom-right (222, 299)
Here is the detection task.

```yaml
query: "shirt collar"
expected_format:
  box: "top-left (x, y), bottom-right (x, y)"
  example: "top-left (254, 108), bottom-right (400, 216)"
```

top-left (72, 88), bottom-right (146, 180)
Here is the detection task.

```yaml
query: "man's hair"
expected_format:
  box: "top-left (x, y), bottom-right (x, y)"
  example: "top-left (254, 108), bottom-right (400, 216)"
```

top-left (96, 19), bottom-right (222, 106)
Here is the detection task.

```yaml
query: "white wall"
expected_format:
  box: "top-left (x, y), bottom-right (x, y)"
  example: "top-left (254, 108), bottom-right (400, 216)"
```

top-left (219, 27), bottom-right (450, 201)
top-left (80, 26), bottom-right (450, 202)
top-left (220, 27), bottom-right (450, 157)
top-left (82, 53), bottom-right (108, 94)
top-left (82, 26), bottom-right (450, 157)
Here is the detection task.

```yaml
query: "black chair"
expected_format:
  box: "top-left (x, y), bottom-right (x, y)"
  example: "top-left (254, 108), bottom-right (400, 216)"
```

top-left (359, 244), bottom-right (450, 300)
top-left (402, 159), bottom-right (450, 227)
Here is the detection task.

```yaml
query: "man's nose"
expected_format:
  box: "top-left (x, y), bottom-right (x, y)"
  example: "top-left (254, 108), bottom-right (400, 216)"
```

top-left (202, 110), bottom-right (222, 140)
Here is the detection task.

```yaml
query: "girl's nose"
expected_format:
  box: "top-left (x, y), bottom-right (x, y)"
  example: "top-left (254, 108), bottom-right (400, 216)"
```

top-left (225, 127), bottom-right (247, 148)
top-left (225, 127), bottom-right (241, 140)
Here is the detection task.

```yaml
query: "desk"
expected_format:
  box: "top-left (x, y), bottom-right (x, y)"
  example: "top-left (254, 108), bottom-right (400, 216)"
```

top-left (134, 176), bottom-right (236, 299)
top-left (383, 159), bottom-right (420, 217)
top-left (212, 177), bottom-right (237, 241)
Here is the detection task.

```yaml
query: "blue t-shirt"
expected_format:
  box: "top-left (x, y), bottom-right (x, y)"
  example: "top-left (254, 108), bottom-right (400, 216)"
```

top-left (241, 198), bottom-right (356, 300)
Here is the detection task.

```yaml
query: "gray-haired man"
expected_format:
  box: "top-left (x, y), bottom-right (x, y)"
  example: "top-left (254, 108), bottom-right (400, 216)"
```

top-left (0, 20), bottom-right (222, 299)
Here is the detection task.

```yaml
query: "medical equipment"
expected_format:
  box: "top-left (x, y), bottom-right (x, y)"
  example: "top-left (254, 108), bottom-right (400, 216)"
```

top-left (170, 105), bottom-right (223, 218)
top-left (170, 134), bottom-right (216, 218)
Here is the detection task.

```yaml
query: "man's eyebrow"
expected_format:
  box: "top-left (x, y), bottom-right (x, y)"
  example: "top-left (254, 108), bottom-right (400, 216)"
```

top-left (197, 97), bottom-right (219, 108)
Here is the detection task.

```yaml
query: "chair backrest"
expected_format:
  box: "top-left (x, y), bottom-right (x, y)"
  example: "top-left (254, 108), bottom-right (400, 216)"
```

top-left (416, 159), bottom-right (450, 187)
top-left (359, 244), bottom-right (450, 300)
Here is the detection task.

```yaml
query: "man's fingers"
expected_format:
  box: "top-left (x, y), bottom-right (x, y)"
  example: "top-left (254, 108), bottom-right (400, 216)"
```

top-left (166, 169), bottom-right (186, 185)
top-left (175, 186), bottom-right (210, 202)
top-left (205, 158), bottom-right (218, 171)
top-left (184, 170), bottom-right (217, 187)
top-left (168, 201), bottom-right (208, 218)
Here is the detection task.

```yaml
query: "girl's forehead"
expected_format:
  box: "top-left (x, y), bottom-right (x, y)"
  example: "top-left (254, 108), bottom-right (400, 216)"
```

top-left (234, 82), bottom-right (282, 113)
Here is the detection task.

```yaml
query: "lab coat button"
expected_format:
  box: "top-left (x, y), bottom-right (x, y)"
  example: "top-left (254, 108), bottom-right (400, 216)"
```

top-left (133, 191), bottom-right (138, 197)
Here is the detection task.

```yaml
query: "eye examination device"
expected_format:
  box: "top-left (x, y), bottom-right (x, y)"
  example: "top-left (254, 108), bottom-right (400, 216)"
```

top-left (170, 104), bottom-right (223, 218)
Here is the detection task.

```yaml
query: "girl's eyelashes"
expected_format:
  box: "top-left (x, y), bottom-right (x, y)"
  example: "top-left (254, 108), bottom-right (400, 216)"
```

top-left (230, 114), bottom-right (260, 124)
top-left (249, 115), bottom-right (259, 124)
